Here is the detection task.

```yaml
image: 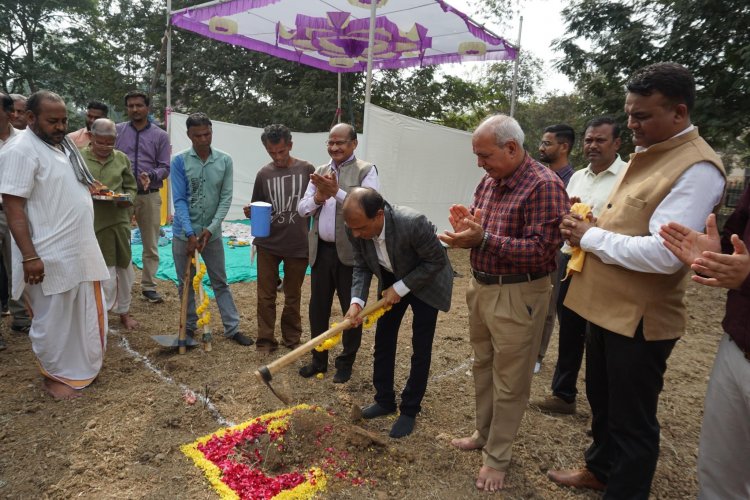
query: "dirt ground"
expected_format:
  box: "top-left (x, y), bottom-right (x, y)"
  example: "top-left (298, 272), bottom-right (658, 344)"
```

top-left (0, 248), bottom-right (727, 499)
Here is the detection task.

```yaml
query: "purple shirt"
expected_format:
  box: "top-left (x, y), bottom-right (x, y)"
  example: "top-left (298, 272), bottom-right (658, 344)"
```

top-left (115, 121), bottom-right (170, 191)
top-left (720, 183), bottom-right (750, 355)
top-left (556, 163), bottom-right (574, 187)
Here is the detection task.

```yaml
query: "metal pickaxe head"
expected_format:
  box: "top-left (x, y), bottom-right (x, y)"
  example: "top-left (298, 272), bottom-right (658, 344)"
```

top-left (255, 366), bottom-right (291, 405)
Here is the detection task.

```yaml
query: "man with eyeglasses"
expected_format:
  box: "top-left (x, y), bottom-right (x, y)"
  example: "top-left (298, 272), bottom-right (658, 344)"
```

top-left (83, 118), bottom-right (139, 330)
top-left (297, 123), bottom-right (379, 383)
top-left (68, 101), bottom-right (109, 149)
top-left (535, 123), bottom-right (575, 374)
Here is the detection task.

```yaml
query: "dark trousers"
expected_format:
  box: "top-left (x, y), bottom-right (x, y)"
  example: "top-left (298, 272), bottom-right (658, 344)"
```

top-left (584, 320), bottom-right (676, 500)
top-left (550, 264), bottom-right (588, 403)
top-left (373, 269), bottom-right (438, 417)
top-left (309, 241), bottom-right (362, 371)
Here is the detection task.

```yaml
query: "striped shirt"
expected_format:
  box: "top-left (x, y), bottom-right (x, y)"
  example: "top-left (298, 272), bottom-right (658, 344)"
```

top-left (470, 152), bottom-right (569, 274)
top-left (0, 130), bottom-right (108, 298)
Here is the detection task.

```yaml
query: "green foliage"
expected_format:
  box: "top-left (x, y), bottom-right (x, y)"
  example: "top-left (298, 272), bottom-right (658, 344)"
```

top-left (555, 0), bottom-right (750, 150)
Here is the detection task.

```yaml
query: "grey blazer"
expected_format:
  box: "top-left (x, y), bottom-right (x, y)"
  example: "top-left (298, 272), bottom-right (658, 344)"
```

top-left (347, 202), bottom-right (453, 312)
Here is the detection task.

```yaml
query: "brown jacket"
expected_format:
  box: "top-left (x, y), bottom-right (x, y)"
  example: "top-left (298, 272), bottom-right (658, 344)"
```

top-left (565, 128), bottom-right (725, 340)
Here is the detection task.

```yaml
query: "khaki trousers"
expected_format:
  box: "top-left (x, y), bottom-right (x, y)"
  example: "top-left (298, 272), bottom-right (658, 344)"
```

top-left (134, 192), bottom-right (161, 291)
top-left (466, 275), bottom-right (551, 471)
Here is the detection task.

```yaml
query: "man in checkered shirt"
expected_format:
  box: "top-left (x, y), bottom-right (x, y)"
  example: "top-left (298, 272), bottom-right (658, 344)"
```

top-left (439, 114), bottom-right (569, 492)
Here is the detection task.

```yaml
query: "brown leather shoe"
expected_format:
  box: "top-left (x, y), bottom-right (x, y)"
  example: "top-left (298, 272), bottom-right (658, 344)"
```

top-left (547, 468), bottom-right (605, 491)
top-left (531, 395), bottom-right (576, 415)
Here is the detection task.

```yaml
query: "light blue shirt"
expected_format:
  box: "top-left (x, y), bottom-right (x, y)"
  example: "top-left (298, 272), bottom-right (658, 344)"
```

top-left (171, 147), bottom-right (233, 241)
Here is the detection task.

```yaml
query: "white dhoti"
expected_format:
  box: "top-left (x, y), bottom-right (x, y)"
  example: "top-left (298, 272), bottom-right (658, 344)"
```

top-left (26, 281), bottom-right (107, 389)
top-left (103, 265), bottom-right (135, 314)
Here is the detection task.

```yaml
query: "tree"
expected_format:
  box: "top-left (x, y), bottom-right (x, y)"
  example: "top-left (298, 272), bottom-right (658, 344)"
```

top-left (555, 0), bottom-right (750, 149)
top-left (0, 0), bottom-right (103, 95)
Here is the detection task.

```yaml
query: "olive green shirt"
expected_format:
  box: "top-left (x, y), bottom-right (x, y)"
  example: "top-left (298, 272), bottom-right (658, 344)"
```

top-left (83, 147), bottom-right (138, 266)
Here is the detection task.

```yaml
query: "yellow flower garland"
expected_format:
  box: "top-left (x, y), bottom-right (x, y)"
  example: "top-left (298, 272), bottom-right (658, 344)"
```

top-left (313, 304), bottom-right (393, 352)
top-left (192, 261), bottom-right (211, 328)
top-left (181, 404), bottom-right (328, 500)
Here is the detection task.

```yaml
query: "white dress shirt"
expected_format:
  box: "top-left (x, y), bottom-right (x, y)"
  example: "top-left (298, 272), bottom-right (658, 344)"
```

top-left (297, 155), bottom-right (379, 242)
top-left (351, 218), bottom-right (410, 307)
top-left (567, 155), bottom-right (627, 217)
top-left (0, 130), bottom-right (109, 298)
top-left (580, 126), bottom-right (725, 274)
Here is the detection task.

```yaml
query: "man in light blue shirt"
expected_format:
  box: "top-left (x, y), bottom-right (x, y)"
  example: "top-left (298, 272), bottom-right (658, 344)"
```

top-left (171, 112), bottom-right (252, 346)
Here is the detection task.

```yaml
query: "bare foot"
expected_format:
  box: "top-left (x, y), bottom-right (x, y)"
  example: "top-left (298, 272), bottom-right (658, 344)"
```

top-left (476, 465), bottom-right (505, 492)
top-left (43, 378), bottom-right (82, 400)
top-left (451, 436), bottom-right (483, 451)
top-left (120, 313), bottom-right (139, 330)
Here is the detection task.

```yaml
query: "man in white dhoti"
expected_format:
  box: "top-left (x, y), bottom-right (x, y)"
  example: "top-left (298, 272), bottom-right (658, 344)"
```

top-left (0, 90), bottom-right (110, 400)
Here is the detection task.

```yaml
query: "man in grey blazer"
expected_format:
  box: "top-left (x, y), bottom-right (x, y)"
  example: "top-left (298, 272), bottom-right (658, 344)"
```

top-left (343, 188), bottom-right (453, 438)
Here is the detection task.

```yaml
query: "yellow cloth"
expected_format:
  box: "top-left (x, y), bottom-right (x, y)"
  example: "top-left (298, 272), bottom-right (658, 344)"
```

top-left (160, 178), bottom-right (170, 226)
top-left (563, 202), bottom-right (593, 280)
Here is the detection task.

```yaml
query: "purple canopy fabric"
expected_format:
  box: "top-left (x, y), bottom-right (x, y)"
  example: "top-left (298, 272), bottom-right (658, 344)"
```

top-left (171, 0), bottom-right (516, 73)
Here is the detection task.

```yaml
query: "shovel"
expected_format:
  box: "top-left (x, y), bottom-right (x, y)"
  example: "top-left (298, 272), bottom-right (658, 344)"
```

top-left (255, 297), bottom-right (388, 403)
top-left (151, 259), bottom-right (199, 351)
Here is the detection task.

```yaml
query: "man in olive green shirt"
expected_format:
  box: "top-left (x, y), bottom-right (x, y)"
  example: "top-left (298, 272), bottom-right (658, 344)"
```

top-left (84, 119), bottom-right (139, 329)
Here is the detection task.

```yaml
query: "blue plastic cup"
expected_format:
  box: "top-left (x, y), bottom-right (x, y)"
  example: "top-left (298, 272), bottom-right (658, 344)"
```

top-left (250, 201), bottom-right (272, 237)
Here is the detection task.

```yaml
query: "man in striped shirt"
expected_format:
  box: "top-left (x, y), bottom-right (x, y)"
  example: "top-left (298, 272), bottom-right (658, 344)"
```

top-left (439, 114), bottom-right (569, 492)
top-left (0, 90), bottom-right (109, 400)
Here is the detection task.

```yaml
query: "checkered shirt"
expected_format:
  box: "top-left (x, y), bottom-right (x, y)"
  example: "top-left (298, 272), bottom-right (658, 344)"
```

top-left (470, 153), bottom-right (569, 274)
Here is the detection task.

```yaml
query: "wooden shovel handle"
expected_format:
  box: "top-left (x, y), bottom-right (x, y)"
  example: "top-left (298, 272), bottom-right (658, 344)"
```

top-left (178, 259), bottom-right (194, 355)
top-left (256, 297), bottom-right (388, 379)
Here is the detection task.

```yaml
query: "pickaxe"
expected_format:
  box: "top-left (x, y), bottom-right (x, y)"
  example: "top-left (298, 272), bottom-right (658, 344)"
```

top-left (255, 297), bottom-right (388, 403)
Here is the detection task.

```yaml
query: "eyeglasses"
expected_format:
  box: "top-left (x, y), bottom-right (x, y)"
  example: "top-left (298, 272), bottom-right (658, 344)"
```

top-left (92, 139), bottom-right (115, 149)
top-left (539, 141), bottom-right (559, 148)
top-left (325, 140), bottom-right (351, 147)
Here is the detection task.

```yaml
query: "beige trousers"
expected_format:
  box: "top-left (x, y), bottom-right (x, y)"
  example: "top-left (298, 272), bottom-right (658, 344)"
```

top-left (466, 275), bottom-right (551, 471)
top-left (134, 191), bottom-right (161, 291)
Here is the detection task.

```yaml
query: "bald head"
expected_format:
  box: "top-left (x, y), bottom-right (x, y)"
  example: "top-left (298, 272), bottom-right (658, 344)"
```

top-left (91, 118), bottom-right (116, 137)
top-left (343, 188), bottom-right (385, 240)
top-left (330, 122), bottom-right (356, 141)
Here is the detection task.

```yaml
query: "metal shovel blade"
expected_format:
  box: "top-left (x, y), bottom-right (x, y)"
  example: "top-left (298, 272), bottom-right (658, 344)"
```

top-left (151, 334), bottom-right (200, 348)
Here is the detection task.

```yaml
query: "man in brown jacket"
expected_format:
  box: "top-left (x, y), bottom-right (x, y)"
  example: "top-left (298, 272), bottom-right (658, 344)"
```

top-left (547, 63), bottom-right (726, 499)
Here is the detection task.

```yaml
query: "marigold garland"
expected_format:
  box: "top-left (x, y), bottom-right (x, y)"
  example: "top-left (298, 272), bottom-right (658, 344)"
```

top-left (192, 260), bottom-right (212, 328)
top-left (313, 304), bottom-right (393, 352)
top-left (181, 404), bottom-right (330, 500)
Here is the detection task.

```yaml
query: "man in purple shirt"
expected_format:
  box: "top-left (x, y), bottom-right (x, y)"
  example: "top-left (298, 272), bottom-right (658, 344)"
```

top-left (535, 123), bottom-right (575, 373)
top-left (115, 90), bottom-right (170, 304)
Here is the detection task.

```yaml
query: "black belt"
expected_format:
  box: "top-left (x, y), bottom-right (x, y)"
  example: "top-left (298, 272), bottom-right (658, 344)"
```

top-left (318, 239), bottom-right (336, 247)
top-left (471, 269), bottom-right (548, 285)
top-left (137, 188), bottom-right (160, 195)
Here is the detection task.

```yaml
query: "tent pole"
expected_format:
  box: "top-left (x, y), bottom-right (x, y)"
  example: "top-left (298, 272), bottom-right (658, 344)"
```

top-left (362, 0), bottom-right (378, 158)
top-left (166, 0), bottom-right (172, 123)
top-left (509, 16), bottom-right (522, 117)
top-left (166, 0), bottom-right (173, 218)
top-left (337, 73), bottom-right (342, 124)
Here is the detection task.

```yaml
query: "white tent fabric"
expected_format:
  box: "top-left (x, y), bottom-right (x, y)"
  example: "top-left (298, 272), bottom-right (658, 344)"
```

top-left (170, 105), bottom-right (481, 231)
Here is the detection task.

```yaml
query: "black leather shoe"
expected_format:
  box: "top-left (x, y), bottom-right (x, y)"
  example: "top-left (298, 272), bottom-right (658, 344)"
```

top-left (299, 363), bottom-right (327, 378)
top-left (333, 368), bottom-right (352, 384)
top-left (230, 332), bottom-right (254, 346)
top-left (361, 403), bottom-right (396, 419)
top-left (142, 290), bottom-right (164, 303)
top-left (390, 415), bottom-right (416, 438)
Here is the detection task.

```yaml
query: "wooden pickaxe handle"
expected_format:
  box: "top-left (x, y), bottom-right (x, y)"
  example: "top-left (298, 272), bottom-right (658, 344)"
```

top-left (178, 259), bottom-right (194, 355)
top-left (255, 297), bottom-right (388, 382)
